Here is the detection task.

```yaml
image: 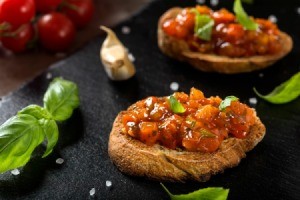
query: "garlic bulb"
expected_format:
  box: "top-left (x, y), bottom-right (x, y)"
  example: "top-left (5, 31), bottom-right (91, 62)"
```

top-left (100, 26), bottom-right (136, 81)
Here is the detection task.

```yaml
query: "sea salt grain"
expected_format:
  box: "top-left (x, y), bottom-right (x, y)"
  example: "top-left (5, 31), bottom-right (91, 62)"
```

top-left (249, 97), bottom-right (258, 105)
top-left (170, 82), bottom-right (179, 91)
top-left (106, 180), bottom-right (112, 187)
top-left (46, 72), bottom-right (52, 79)
top-left (11, 169), bottom-right (20, 176)
top-left (210, 0), bottom-right (219, 6)
top-left (128, 53), bottom-right (135, 62)
top-left (196, 0), bottom-right (205, 4)
top-left (121, 26), bottom-right (131, 34)
top-left (56, 158), bottom-right (64, 165)
top-left (268, 15), bottom-right (277, 23)
top-left (89, 188), bottom-right (96, 196)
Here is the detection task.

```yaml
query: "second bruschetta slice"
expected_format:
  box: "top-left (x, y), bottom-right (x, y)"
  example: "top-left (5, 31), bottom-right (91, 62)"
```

top-left (157, 3), bottom-right (292, 73)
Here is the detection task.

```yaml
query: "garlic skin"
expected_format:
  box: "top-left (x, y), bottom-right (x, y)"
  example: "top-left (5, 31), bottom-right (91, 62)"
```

top-left (100, 26), bottom-right (136, 81)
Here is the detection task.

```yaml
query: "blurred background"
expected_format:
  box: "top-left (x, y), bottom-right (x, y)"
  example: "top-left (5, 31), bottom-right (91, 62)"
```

top-left (0, 0), bottom-right (151, 96)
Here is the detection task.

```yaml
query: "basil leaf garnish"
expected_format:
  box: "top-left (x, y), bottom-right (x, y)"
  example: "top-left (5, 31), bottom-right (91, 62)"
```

top-left (18, 105), bottom-right (52, 120)
top-left (0, 78), bottom-right (80, 174)
top-left (200, 129), bottom-right (216, 138)
top-left (233, 0), bottom-right (258, 30)
top-left (39, 119), bottom-right (59, 158)
top-left (169, 95), bottom-right (186, 114)
top-left (0, 114), bottom-right (44, 173)
top-left (219, 96), bottom-right (239, 111)
top-left (192, 9), bottom-right (214, 41)
top-left (254, 72), bottom-right (300, 104)
top-left (44, 77), bottom-right (80, 121)
top-left (161, 183), bottom-right (229, 200)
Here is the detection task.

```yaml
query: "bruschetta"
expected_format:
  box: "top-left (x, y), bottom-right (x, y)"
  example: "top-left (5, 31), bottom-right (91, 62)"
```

top-left (157, 5), bottom-right (293, 74)
top-left (108, 88), bottom-right (266, 182)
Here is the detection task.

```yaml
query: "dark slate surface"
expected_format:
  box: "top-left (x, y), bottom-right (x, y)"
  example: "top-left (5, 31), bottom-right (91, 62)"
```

top-left (0, 0), bottom-right (300, 199)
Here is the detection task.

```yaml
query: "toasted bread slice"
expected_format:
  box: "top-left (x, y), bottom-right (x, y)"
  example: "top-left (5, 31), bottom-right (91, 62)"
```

top-left (157, 7), bottom-right (293, 74)
top-left (108, 108), bottom-right (266, 182)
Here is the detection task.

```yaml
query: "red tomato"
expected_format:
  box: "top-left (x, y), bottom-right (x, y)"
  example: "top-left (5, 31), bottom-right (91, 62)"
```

top-left (37, 12), bottom-right (75, 52)
top-left (1, 23), bottom-right (35, 53)
top-left (34, 0), bottom-right (62, 13)
top-left (61, 0), bottom-right (94, 29)
top-left (0, 0), bottom-right (35, 30)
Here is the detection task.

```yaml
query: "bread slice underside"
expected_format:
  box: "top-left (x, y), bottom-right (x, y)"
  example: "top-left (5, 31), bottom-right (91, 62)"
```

top-left (108, 110), bottom-right (266, 182)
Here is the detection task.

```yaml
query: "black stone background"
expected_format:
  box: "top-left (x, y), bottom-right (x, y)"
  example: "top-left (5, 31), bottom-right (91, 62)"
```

top-left (0, 0), bottom-right (299, 199)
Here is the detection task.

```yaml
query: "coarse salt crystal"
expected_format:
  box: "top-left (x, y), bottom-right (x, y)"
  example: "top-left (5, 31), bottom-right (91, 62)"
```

top-left (196, 0), bottom-right (205, 4)
top-left (128, 53), bottom-right (135, 62)
top-left (297, 7), bottom-right (300, 15)
top-left (89, 188), bottom-right (96, 196)
top-left (268, 15), bottom-right (277, 23)
top-left (249, 97), bottom-right (258, 105)
top-left (46, 73), bottom-right (52, 79)
top-left (11, 169), bottom-right (20, 176)
top-left (259, 73), bottom-right (264, 78)
top-left (210, 0), bottom-right (219, 6)
top-left (106, 180), bottom-right (112, 187)
top-left (121, 26), bottom-right (131, 34)
top-left (170, 82), bottom-right (179, 91)
top-left (56, 158), bottom-right (64, 165)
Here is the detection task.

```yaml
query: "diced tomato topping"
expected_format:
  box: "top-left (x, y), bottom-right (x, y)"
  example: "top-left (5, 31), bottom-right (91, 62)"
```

top-left (122, 88), bottom-right (256, 152)
top-left (162, 5), bottom-right (281, 57)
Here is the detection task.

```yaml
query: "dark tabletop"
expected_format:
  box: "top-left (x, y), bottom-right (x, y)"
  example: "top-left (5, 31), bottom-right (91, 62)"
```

top-left (0, 0), bottom-right (299, 199)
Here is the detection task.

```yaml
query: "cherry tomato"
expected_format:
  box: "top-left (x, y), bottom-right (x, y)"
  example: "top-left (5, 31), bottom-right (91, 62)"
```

top-left (1, 23), bottom-right (35, 53)
top-left (0, 0), bottom-right (35, 30)
top-left (34, 0), bottom-right (62, 13)
top-left (37, 12), bottom-right (75, 52)
top-left (61, 0), bottom-right (94, 29)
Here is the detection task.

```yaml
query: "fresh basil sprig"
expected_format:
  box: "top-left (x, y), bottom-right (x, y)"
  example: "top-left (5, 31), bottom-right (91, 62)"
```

top-left (219, 96), bottom-right (239, 111)
top-left (169, 95), bottom-right (186, 114)
top-left (254, 72), bottom-right (300, 104)
top-left (233, 0), bottom-right (258, 30)
top-left (161, 183), bottom-right (229, 200)
top-left (0, 78), bottom-right (80, 173)
top-left (192, 9), bottom-right (214, 41)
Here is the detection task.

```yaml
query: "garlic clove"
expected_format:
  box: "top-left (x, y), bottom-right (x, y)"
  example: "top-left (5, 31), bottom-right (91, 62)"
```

top-left (100, 26), bottom-right (136, 81)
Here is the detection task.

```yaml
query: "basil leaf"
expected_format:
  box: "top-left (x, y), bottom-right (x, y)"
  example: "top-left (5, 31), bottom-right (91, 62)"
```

top-left (169, 96), bottom-right (186, 114)
top-left (200, 128), bottom-right (216, 138)
top-left (233, 0), bottom-right (258, 30)
top-left (43, 78), bottom-right (80, 121)
top-left (219, 96), bottom-right (239, 111)
top-left (194, 12), bottom-right (214, 41)
top-left (0, 114), bottom-right (44, 173)
top-left (254, 72), bottom-right (300, 104)
top-left (39, 119), bottom-right (59, 158)
top-left (18, 105), bottom-right (52, 120)
top-left (161, 183), bottom-right (229, 200)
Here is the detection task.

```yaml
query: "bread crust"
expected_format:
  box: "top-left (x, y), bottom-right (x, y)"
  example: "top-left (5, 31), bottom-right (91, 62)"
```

top-left (157, 7), bottom-right (293, 74)
top-left (108, 107), bottom-right (266, 182)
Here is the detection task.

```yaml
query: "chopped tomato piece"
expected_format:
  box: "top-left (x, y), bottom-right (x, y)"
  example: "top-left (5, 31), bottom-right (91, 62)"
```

top-left (212, 9), bottom-right (235, 24)
top-left (139, 122), bottom-right (159, 145)
top-left (122, 88), bottom-right (257, 153)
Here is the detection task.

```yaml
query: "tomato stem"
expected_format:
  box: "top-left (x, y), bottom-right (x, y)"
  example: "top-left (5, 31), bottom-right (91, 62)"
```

top-left (0, 22), bottom-right (10, 31)
top-left (0, 24), bottom-right (26, 38)
top-left (60, 1), bottom-right (79, 11)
